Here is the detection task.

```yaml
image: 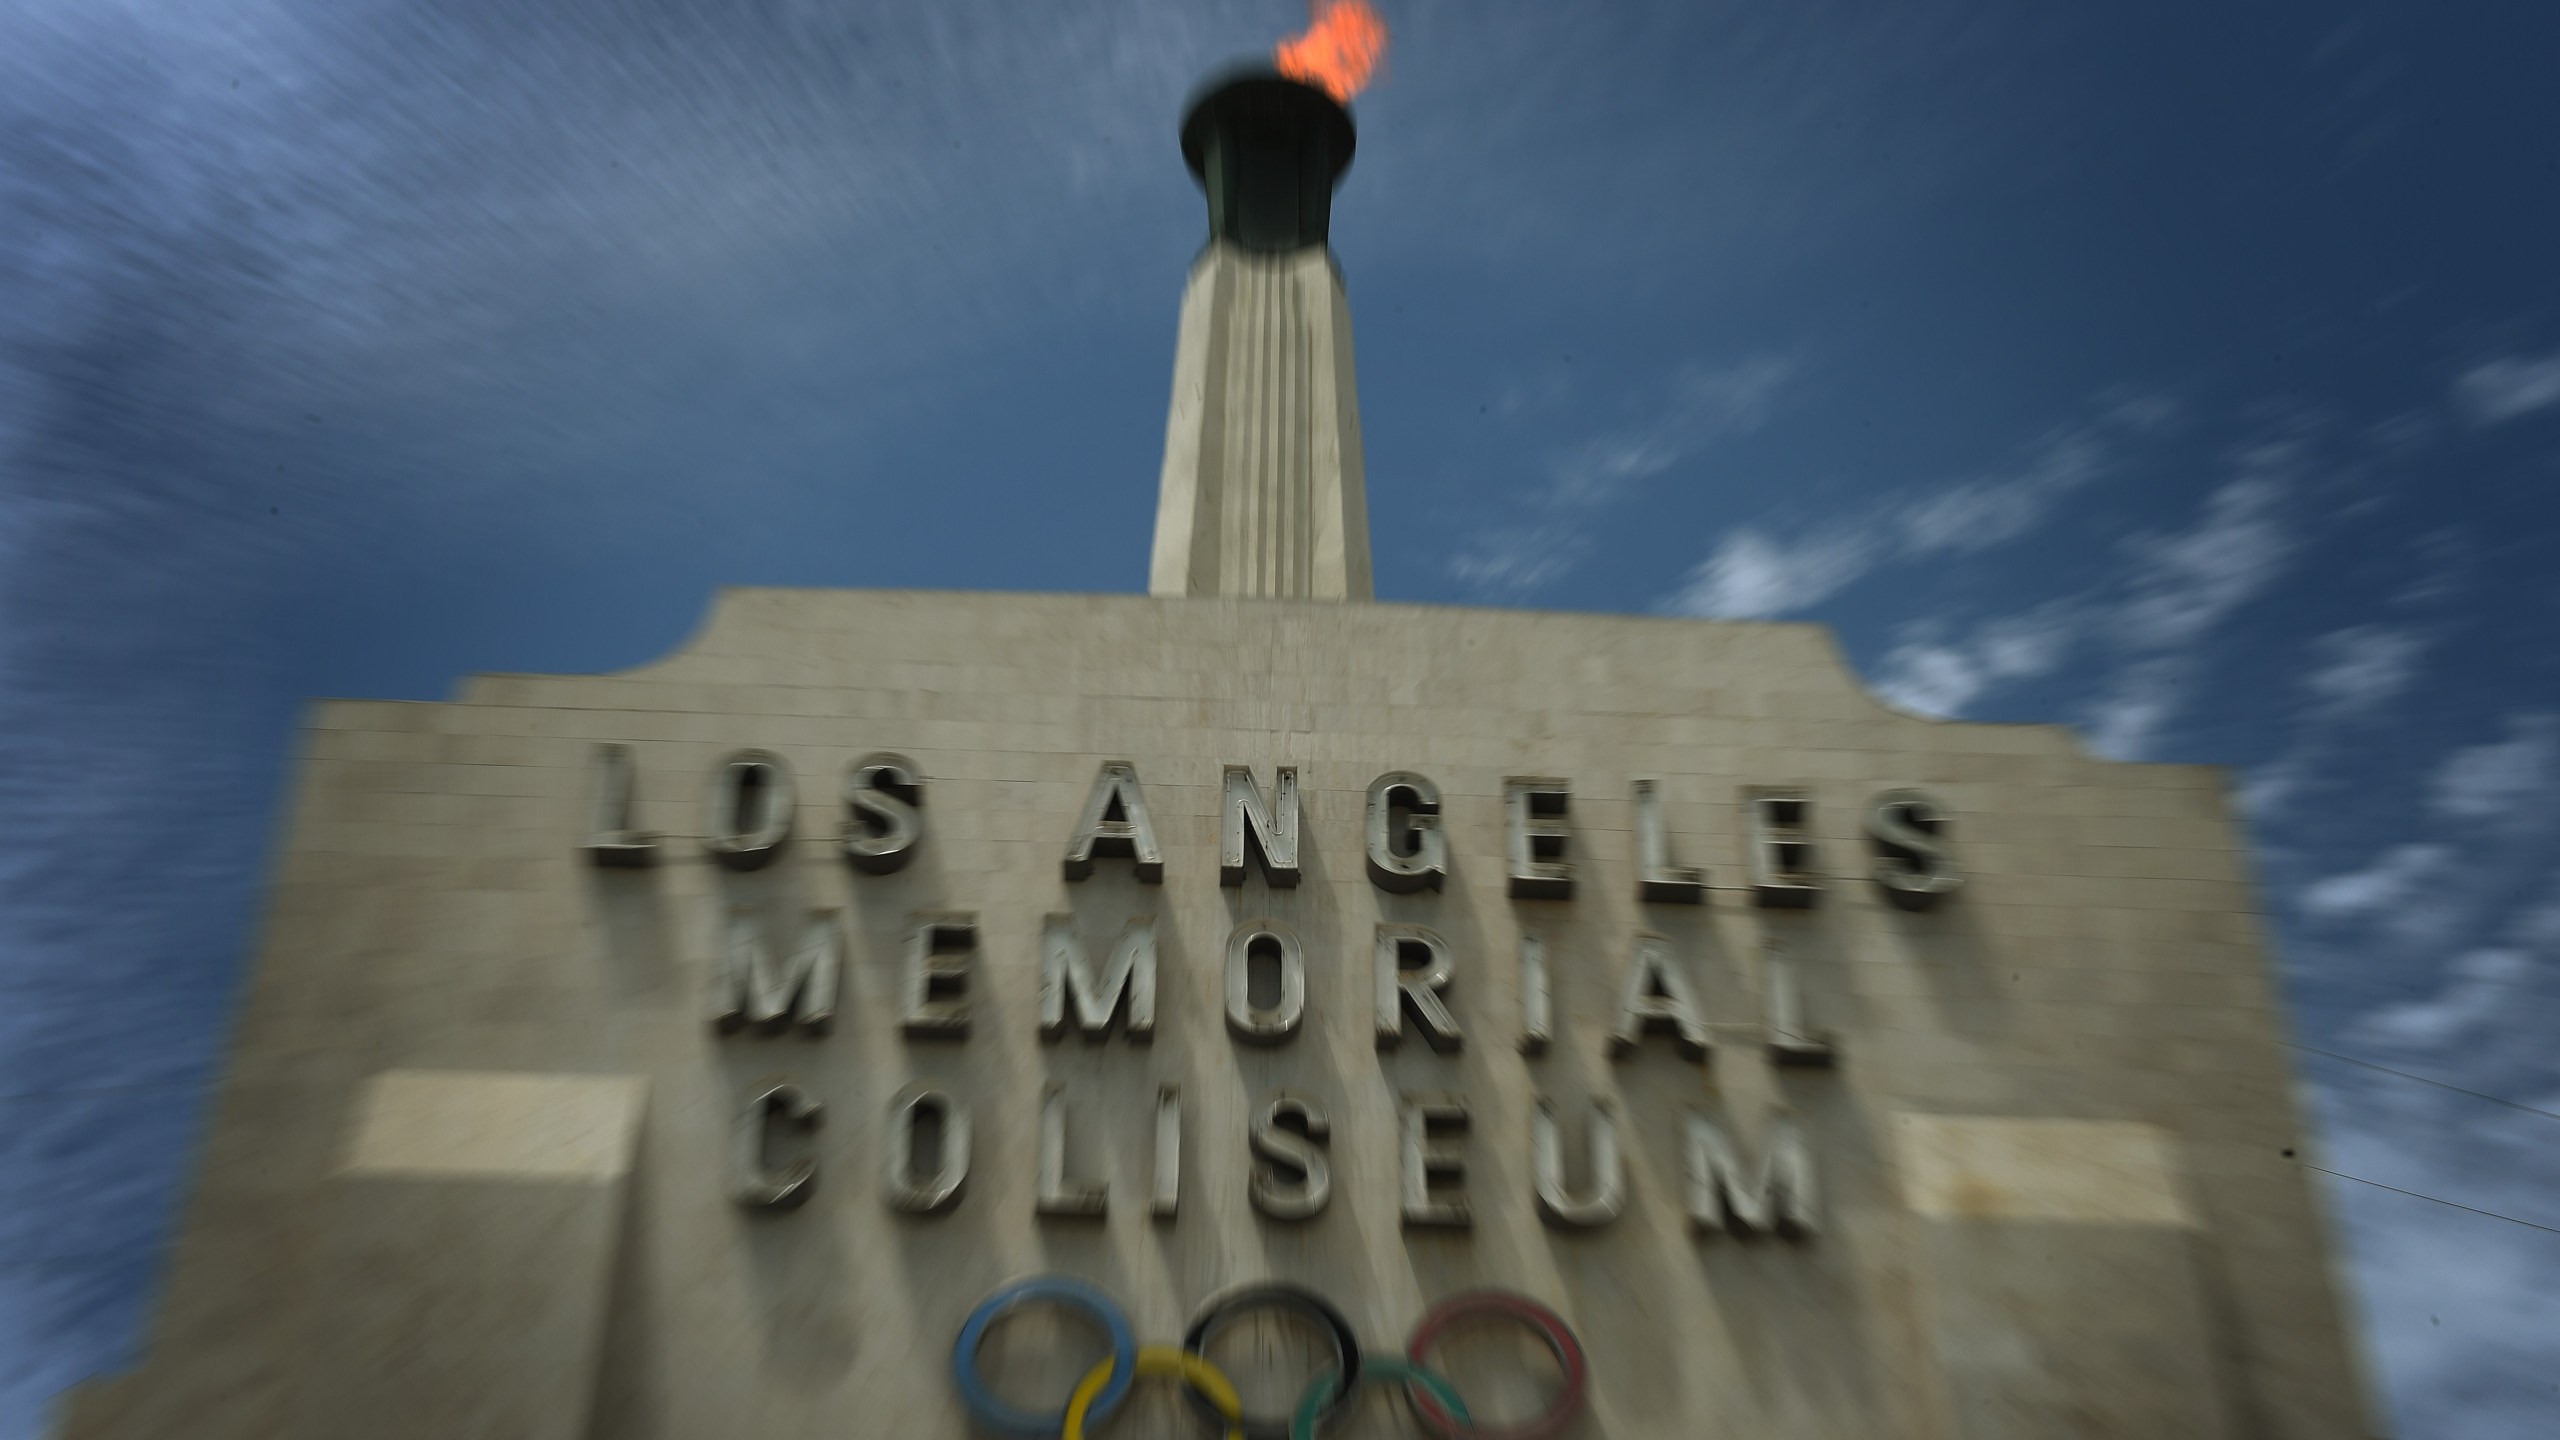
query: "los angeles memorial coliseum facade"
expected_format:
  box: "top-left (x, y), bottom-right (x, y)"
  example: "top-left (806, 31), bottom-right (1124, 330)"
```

top-left (63, 73), bottom-right (2377, 1440)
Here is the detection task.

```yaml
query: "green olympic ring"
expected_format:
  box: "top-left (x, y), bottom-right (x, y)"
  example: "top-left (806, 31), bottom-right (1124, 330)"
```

top-left (1291, 1357), bottom-right (1473, 1440)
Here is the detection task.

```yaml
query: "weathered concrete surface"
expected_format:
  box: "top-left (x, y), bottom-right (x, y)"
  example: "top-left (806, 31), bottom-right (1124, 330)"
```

top-left (283, 1072), bottom-right (644, 1440)
top-left (62, 589), bottom-right (2377, 1438)
top-left (1899, 1114), bottom-right (2238, 1438)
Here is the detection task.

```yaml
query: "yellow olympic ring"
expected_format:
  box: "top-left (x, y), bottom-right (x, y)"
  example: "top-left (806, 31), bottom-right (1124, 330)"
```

top-left (1063, 1343), bottom-right (1245, 1440)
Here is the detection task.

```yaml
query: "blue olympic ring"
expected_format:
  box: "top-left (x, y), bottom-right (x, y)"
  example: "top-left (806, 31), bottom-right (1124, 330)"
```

top-left (952, 1275), bottom-right (1139, 1436)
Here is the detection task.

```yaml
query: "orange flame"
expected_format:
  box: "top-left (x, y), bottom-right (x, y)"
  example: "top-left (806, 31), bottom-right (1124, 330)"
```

top-left (1275, 0), bottom-right (1387, 103)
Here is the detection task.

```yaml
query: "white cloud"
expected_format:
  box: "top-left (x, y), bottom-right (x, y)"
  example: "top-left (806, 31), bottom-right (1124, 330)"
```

top-left (1871, 604), bottom-right (2077, 718)
top-left (1452, 355), bottom-right (1796, 598)
top-left (2453, 351), bottom-right (2560, 426)
top-left (1544, 356), bottom-right (1797, 507)
top-left (1663, 420), bottom-right (2117, 619)
top-left (2512, 896), bottom-right (2560, 950)
top-left (1872, 642), bottom-right (1978, 716)
top-left (2350, 947), bottom-right (2536, 1049)
top-left (2098, 389), bottom-right (2184, 433)
top-left (2071, 463), bottom-right (2299, 758)
top-left (2393, 527), bottom-right (2471, 608)
top-left (2431, 716), bottom-right (2557, 823)
top-left (2322, 1095), bottom-right (2560, 1440)
top-left (2300, 843), bottom-right (2453, 921)
top-left (2114, 473), bottom-right (2294, 649)
top-left (1977, 606), bottom-right (2076, 678)
top-left (1661, 525), bottom-right (1880, 619)
top-left (2082, 654), bottom-right (2187, 760)
top-left (2238, 755), bottom-right (2309, 820)
top-left (2304, 624), bottom-right (2429, 717)
top-left (1445, 525), bottom-right (1585, 600)
top-left (1895, 430), bottom-right (2108, 555)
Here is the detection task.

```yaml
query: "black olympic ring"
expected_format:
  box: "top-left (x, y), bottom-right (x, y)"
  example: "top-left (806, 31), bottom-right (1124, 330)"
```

top-left (952, 1276), bottom-right (1586, 1439)
top-left (1181, 1283), bottom-right (1363, 1440)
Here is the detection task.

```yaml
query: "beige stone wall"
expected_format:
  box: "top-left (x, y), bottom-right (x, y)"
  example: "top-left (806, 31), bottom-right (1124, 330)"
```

top-left (64, 589), bottom-right (2376, 1438)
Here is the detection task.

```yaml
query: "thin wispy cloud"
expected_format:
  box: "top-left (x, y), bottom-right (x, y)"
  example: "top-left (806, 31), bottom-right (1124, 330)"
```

top-left (2430, 714), bottom-right (2556, 823)
top-left (2304, 624), bottom-right (2430, 718)
top-left (2293, 708), bottom-right (2560, 1430)
top-left (2081, 448), bottom-right (2300, 758)
top-left (1547, 357), bottom-right (1796, 506)
top-left (1870, 603), bottom-right (2078, 718)
top-left (2300, 842), bottom-right (2453, 921)
top-left (1662, 418), bottom-right (2117, 619)
top-left (1444, 526), bottom-right (1587, 597)
top-left (2081, 654), bottom-right (2191, 760)
top-left (2244, 529), bottom-right (2470, 824)
top-left (2324, 1139), bottom-right (2560, 1438)
top-left (1663, 524), bottom-right (1879, 620)
top-left (2453, 349), bottom-right (2560, 427)
top-left (2296, 712), bottom-right (2560, 974)
top-left (2350, 946), bottom-right (2534, 1049)
top-left (2392, 527), bottom-right (2473, 608)
top-left (1450, 355), bottom-right (1796, 598)
top-left (2110, 467), bottom-right (2295, 650)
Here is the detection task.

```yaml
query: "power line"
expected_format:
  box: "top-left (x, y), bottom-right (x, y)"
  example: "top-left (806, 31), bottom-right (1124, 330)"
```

top-left (2286, 1042), bottom-right (2560, 1126)
top-left (2305, 1165), bottom-right (2560, 1238)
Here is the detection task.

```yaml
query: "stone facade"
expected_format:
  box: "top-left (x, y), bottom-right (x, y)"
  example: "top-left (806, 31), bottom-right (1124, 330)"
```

top-left (62, 588), bottom-right (2378, 1438)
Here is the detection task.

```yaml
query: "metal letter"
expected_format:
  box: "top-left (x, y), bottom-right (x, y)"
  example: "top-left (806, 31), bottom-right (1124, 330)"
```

top-left (1686, 1113), bottom-right (1819, 1238)
top-left (884, 1086), bottom-right (969, 1213)
top-left (1062, 761), bottom-right (1164, 882)
top-left (1504, 777), bottom-right (1575, 899)
top-left (1868, 787), bottom-right (1963, 910)
top-left (710, 907), bottom-right (842, 1035)
top-left (1224, 919), bottom-right (1305, 1044)
top-left (1035, 1083), bottom-right (1107, 1219)
top-left (1220, 764), bottom-right (1302, 887)
top-left (703, 749), bottom-right (795, 871)
top-left (901, 913), bottom-right (975, 1039)
top-left (1365, 771), bottom-right (1447, 893)
top-left (1152, 1085), bottom-right (1182, 1221)
top-left (1374, 924), bottom-right (1462, 1052)
top-left (1533, 1097), bottom-right (1625, 1227)
top-left (1400, 1094), bottom-right (1471, 1229)
top-left (1519, 931), bottom-right (1552, 1056)
top-left (730, 1081), bottom-right (822, 1211)
top-left (1249, 1091), bottom-right (1332, 1220)
top-left (1039, 914), bottom-right (1157, 1043)
top-left (584, 743), bottom-right (659, 866)
top-left (1611, 932), bottom-right (1710, 1061)
top-left (1744, 788), bottom-right (1821, 907)
top-left (1634, 779), bottom-right (1705, 903)
top-left (1763, 938), bottom-right (1836, 1067)
top-left (842, 752), bottom-right (924, 874)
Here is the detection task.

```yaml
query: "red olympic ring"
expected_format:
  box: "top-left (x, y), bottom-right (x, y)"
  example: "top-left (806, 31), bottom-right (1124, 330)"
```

top-left (1402, 1290), bottom-right (1589, 1440)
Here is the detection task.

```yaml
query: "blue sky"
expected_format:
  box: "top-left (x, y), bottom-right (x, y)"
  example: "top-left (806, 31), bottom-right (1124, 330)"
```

top-left (4, 0), bottom-right (2557, 1433)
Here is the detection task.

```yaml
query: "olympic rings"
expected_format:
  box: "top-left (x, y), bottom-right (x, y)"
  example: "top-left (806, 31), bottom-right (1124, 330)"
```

top-left (954, 1278), bottom-right (1581, 1439)
top-left (1403, 1291), bottom-right (1588, 1440)
top-left (1182, 1284), bottom-right (1363, 1440)
top-left (1063, 1345), bottom-right (1245, 1440)
top-left (953, 1276), bottom-right (1138, 1436)
top-left (1290, 1358), bottom-right (1472, 1440)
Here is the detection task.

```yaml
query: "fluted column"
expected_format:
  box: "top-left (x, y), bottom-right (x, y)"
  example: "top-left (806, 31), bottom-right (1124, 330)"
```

top-left (1150, 240), bottom-right (1373, 601)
